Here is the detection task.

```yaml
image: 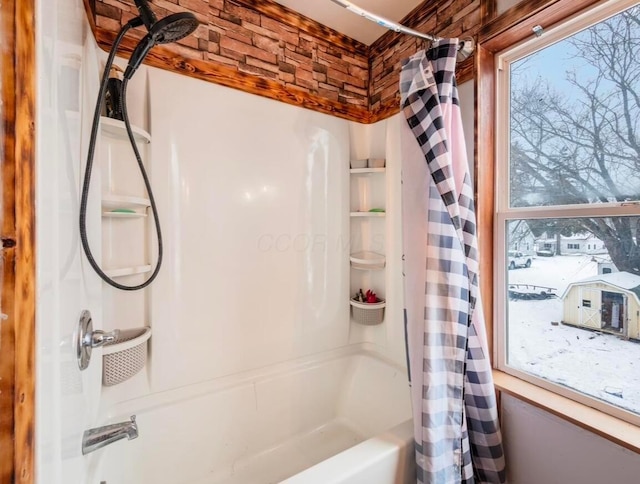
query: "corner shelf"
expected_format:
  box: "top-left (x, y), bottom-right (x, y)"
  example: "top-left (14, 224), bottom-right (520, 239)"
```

top-left (100, 116), bottom-right (151, 144)
top-left (102, 211), bottom-right (147, 219)
top-left (350, 211), bottom-right (386, 217)
top-left (102, 194), bottom-right (151, 210)
top-left (349, 156), bottom-right (387, 325)
top-left (350, 251), bottom-right (385, 270)
top-left (97, 105), bottom-right (152, 363)
top-left (104, 265), bottom-right (152, 278)
top-left (350, 168), bottom-right (386, 174)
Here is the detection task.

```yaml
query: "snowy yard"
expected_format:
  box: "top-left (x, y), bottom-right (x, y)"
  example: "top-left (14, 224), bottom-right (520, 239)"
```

top-left (506, 255), bottom-right (640, 415)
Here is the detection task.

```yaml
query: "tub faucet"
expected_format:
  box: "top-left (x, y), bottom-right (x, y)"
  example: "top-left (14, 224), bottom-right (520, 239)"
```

top-left (82, 415), bottom-right (139, 455)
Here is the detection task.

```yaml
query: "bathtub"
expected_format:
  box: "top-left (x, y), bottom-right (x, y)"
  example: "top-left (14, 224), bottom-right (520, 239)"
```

top-left (88, 346), bottom-right (414, 484)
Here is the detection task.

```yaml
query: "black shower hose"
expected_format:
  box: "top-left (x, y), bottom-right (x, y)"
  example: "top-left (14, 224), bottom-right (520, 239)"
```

top-left (79, 20), bottom-right (163, 291)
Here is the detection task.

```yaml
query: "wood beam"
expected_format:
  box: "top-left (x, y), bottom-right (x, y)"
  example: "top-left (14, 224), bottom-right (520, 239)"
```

top-left (475, 43), bottom-right (496, 361)
top-left (13, 0), bottom-right (37, 480)
top-left (0, 0), bottom-right (18, 476)
top-left (0, 0), bottom-right (36, 482)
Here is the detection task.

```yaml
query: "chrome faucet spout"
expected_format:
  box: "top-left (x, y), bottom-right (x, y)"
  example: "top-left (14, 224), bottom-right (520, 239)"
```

top-left (82, 415), bottom-right (139, 455)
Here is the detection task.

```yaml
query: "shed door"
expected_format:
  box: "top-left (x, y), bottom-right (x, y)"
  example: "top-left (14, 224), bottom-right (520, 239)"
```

top-left (602, 291), bottom-right (626, 333)
top-left (579, 287), bottom-right (601, 329)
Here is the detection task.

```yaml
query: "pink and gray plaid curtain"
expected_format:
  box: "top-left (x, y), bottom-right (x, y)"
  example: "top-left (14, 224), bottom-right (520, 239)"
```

top-left (400, 39), bottom-right (506, 484)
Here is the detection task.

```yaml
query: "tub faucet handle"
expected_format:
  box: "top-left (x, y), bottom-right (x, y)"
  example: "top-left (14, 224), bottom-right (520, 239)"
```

top-left (90, 329), bottom-right (120, 348)
top-left (77, 310), bottom-right (121, 370)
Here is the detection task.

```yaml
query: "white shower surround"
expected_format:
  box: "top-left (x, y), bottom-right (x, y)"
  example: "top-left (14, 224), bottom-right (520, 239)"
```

top-left (89, 347), bottom-right (413, 483)
top-left (140, 66), bottom-right (407, 393)
top-left (36, 8), bottom-right (414, 478)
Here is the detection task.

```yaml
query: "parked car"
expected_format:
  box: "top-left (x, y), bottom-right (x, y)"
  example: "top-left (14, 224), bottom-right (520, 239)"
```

top-left (536, 249), bottom-right (555, 257)
top-left (508, 251), bottom-right (532, 269)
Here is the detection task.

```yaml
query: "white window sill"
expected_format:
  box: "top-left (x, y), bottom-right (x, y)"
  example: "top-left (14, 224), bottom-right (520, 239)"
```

top-left (493, 370), bottom-right (640, 454)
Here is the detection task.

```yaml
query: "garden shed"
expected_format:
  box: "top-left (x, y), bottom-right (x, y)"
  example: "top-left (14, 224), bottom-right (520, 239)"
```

top-left (561, 272), bottom-right (640, 340)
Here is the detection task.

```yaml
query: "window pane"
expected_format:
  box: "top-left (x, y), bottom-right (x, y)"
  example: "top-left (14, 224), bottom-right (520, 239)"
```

top-left (509, 5), bottom-right (640, 207)
top-left (506, 217), bottom-right (640, 415)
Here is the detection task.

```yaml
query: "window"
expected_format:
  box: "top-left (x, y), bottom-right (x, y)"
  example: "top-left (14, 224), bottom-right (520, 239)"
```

top-left (603, 268), bottom-right (613, 274)
top-left (496, 0), bottom-right (640, 424)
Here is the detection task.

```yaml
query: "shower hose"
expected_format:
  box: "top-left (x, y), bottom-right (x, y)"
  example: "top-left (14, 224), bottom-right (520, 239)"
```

top-left (79, 20), bottom-right (163, 290)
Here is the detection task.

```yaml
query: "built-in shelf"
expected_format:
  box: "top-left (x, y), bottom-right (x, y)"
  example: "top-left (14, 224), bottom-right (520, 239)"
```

top-left (104, 265), bottom-right (152, 278)
top-left (350, 211), bottom-right (386, 217)
top-left (102, 211), bottom-right (147, 219)
top-left (350, 168), bottom-right (386, 174)
top-left (100, 116), bottom-right (151, 144)
top-left (350, 251), bottom-right (385, 270)
top-left (349, 149), bottom-right (386, 325)
top-left (102, 194), bottom-right (151, 210)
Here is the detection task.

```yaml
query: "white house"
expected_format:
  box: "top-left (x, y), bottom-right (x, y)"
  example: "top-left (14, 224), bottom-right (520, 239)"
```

top-left (535, 233), bottom-right (608, 256)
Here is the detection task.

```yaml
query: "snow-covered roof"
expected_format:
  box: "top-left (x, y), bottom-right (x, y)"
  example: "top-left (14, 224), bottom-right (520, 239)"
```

top-left (561, 271), bottom-right (640, 301)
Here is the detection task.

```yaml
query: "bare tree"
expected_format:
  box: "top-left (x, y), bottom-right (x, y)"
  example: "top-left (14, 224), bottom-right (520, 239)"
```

top-left (510, 5), bottom-right (640, 274)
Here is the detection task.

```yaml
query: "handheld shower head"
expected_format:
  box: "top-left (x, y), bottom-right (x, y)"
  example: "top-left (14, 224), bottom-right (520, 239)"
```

top-left (133, 0), bottom-right (158, 31)
top-left (150, 12), bottom-right (199, 44)
top-left (125, 2), bottom-right (199, 79)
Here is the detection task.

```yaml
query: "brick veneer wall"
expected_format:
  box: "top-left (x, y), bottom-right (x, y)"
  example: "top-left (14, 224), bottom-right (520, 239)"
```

top-left (94, 0), bottom-right (370, 108)
top-left (369, 0), bottom-right (481, 120)
top-left (88, 0), bottom-right (481, 123)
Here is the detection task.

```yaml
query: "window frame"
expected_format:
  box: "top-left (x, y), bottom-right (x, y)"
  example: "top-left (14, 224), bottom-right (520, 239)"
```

top-left (493, 0), bottom-right (640, 426)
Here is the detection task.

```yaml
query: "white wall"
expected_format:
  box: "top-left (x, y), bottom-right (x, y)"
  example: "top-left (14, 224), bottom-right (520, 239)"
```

top-left (502, 395), bottom-right (640, 483)
top-left (458, 81), bottom-right (475, 183)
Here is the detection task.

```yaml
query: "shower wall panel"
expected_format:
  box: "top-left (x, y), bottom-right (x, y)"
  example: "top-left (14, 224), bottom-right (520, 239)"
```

top-left (147, 67), bottom-right (351, 391)
top-left (36, 0), bottom-right (105, 482)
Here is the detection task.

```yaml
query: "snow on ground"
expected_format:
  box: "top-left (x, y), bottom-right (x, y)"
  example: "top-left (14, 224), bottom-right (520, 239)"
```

top-left (506, 254), bottom-right (640, 415)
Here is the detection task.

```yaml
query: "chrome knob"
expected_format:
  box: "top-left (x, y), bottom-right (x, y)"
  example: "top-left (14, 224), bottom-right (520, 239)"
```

top-left (77, 310), bottom-right (120, 370)
top-left (87, 329), bottom-right (120, 348)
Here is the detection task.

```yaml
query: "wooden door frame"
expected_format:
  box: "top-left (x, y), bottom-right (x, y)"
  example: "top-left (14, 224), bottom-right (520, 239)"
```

top-left (1, 0), bottom-right (37, 482)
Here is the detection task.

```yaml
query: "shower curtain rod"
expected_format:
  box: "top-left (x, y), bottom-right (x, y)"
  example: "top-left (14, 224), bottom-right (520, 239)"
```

top-left (329, 0), bottom-right (474, 61)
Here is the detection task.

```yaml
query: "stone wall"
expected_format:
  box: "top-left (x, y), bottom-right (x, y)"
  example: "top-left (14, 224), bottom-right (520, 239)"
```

top-left (369, 0), bottom-right (481, 118)
top-left (89, 0), bottom-right (482, 122)
top-left (94, 0), bottom-right (370, 108)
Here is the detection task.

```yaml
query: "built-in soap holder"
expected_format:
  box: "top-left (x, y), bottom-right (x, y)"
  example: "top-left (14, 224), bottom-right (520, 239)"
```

top-left (102, 326), bottom-right (151, 386)
top-left (350, 298), bottom-right (386, 325)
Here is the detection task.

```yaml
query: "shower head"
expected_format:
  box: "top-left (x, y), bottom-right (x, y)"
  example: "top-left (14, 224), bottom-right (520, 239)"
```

top-left (149, 12), bottom-right (199, 44)
top-left (125, 1), bottom-right (199, 79)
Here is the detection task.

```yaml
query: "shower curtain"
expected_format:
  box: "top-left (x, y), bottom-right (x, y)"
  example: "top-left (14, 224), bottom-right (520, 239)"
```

top-left (400, 40), bottom-right (506, 483)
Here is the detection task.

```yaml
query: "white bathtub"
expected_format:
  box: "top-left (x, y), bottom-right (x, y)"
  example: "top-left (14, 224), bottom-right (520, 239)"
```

top-left (88, 346), bottom-right (414, 484)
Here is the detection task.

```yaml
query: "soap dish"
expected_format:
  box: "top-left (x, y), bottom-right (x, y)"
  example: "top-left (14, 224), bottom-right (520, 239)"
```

top-left (102, 326), bottom-right (151, 386)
